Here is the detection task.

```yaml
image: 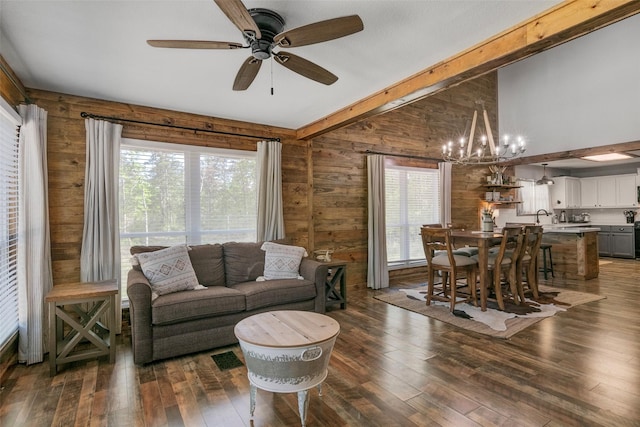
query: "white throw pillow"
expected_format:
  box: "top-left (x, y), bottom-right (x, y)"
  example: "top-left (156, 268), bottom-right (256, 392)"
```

top-left (135, 245), bottom-right (199, 296)
top-left (261, 242), bottom-right (308, 280)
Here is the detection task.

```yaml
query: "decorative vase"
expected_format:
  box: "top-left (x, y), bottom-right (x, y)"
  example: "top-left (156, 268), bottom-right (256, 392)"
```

top-left (494, 172), bottom-right (503, 185)
top-left (481, 213), bottom-right (494, 232)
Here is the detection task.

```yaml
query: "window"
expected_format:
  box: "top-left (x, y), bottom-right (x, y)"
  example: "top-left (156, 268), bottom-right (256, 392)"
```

top-left (119, 139), bottom-right (257, 289)
top-left (385, 165), bottom-right (440, 266)
top-left (516, 179), bottom-right (550, 215)
top-left (0, 98), bottom-right (20, 350)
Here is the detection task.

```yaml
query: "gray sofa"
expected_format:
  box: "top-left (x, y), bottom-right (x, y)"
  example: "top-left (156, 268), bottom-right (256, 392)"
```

top-left (127, 241), bottom-right (328, 364)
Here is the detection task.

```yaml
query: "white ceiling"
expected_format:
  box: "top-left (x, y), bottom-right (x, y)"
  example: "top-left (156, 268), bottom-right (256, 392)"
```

top-left (0, 0), bottom-right (561, 130)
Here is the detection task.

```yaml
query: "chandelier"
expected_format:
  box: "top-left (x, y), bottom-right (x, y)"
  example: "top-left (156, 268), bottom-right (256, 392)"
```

top-left (442, 100), bottom-right (526, 165)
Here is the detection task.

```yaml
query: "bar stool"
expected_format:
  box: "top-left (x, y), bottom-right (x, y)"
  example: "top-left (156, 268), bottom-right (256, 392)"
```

top-left (539, 243), bottom-right (554, 279)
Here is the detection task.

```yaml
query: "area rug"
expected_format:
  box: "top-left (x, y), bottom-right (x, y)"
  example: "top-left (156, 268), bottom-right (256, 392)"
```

top-left (373, 285), bottom-right (605, 339)
top-left (211, 350), bottom-right (244, 370)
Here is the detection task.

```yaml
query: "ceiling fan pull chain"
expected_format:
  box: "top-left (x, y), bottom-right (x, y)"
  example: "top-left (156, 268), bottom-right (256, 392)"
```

top-left (270, 57), bottom-right (274, 95)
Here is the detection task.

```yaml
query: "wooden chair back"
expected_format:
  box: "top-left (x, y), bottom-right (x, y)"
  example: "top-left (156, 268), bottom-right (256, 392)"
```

top-left (523, 225), bottom-right (544, 259)
top-left (492, 226), bottom-right (524, 268)
top-left (420, 226), bottom-right (454, 267)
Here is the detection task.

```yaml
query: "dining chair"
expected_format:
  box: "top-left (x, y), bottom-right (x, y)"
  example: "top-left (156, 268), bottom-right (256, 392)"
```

top-left (518, 225), bottom-right (544, 300)
top-left (420, 226), bottom-right (478, 312)
top-left (472, 226), bottom-right (524, 310)
top-left (446, 223), bottom-right (479, 256)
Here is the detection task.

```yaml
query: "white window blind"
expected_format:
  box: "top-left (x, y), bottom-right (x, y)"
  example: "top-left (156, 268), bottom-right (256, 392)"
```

top-left (517, 178), bottom-right (551, 215)
top-left (385, 165), bottom-right (440, 266)
top-left (119, 139), bottom-right (257, 287)
top-left (0, 98), bottom-right (21, 350)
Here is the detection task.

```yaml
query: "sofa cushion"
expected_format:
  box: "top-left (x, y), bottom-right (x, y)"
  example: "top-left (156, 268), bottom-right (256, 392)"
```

top-left (230, 279), bottom-right (317, 311)
top-left (223, 241), bottom-right (266, 286)
top-left (136, 245), bottom-right (200, 296)
top-left (131, 244), bottom-right (225, 287)
top-left (261, 241), bottom-right (307, 280)
top-left (151, 286), bottom-right (246, 325)
top-left (187, 244), bottom-right (225, 286)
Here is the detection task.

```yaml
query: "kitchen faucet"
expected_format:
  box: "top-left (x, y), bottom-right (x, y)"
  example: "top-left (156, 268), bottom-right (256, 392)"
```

top-left (536, 209), bottom-right (550, 224)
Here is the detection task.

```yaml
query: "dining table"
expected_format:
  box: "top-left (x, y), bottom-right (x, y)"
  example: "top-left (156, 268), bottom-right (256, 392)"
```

top-left (449, 229), bottom-right (504, 311)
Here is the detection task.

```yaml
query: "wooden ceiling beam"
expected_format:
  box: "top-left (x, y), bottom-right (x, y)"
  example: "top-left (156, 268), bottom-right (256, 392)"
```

top-left (295, 0), bottom-right (640, 140)
top-left (508, 139), bottom-right (640, 166)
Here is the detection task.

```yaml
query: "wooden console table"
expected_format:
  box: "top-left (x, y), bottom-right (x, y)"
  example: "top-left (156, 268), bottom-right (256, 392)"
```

top-left (45, 280), bottom-right (118, 376)
top-left (324, 261), bottom-right (347, 309)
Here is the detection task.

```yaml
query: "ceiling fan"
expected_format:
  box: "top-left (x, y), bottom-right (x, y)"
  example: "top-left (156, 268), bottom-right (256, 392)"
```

top-left (147, 0), bottom-right (364, 91)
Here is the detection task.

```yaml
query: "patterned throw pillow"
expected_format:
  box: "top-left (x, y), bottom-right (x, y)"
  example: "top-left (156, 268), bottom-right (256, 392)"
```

top-left (261, 242), bottom-right (308, 280)
top-left (135, 245), bottom-right (200, 296)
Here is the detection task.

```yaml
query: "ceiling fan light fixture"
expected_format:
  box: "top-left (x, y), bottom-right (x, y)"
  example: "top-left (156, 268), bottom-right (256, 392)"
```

top-left (536, 163), bottom-right (555, 185)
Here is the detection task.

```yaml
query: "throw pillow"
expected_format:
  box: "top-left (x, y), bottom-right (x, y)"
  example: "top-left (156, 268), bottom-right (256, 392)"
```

top-left (261, 242), bottom-right (308, 280)
top-left (135, 245), bottom-right (200, 296)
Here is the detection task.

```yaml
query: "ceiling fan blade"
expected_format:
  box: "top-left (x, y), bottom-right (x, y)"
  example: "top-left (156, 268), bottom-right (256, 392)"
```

top-left (274, 15), bottom-right (363, 48)
top-left (214, 0), bottom-right (261, 39)
top-left (147, 40), bottom-right (243, 49)
top-left (274, 52), bottom-right (338, 86)
top-left (233, 57), bottom-right (262, 91)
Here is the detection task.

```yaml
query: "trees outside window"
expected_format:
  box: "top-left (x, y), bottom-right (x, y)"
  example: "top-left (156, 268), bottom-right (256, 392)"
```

top-left (119, 139), bottom-right (257, 293)
top-left (385, 165), bottom-right (440, 266)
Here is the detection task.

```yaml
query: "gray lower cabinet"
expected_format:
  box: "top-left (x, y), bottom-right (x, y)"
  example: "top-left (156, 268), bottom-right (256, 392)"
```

top-left (597, 226), bottom-right (611, 257)
top-left (596, 225), bottom-right (635, 258)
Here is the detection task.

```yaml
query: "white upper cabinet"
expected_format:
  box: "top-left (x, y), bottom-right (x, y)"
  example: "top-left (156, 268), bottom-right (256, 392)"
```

top-left (550, 176), bottom-right (581, 209)
top-left (580, 174), bottom-right (638, 208)
top-left (616, 174), bottom-right (638, 207)
top-left (580, 178), bottom-right (598, 208)
top-left (596, 176), bottom-right (617, 207)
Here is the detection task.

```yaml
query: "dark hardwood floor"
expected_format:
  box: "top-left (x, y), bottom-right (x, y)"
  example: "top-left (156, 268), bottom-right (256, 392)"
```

top-left (1, 258), bottom-right (639, 426)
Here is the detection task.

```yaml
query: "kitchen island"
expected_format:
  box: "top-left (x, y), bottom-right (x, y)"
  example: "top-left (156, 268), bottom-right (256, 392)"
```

top-left (542, 226), bottom-right (600, 280)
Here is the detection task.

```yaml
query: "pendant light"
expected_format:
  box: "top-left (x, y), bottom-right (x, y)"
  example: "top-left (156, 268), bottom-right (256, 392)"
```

top-left (536, 163), bottom-right (555, 185)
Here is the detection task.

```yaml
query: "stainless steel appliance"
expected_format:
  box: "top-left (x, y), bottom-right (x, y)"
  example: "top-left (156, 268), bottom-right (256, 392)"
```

top-left (635, 221), bottom-right (640, 259)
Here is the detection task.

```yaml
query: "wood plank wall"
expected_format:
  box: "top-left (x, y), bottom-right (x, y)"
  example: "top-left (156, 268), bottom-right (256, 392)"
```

top-left (24, 89), bottom-right (308, 285)
top-left (2, 56), bottom-right (495, 289)
top-left (310, 74), bottom-right (496, 286)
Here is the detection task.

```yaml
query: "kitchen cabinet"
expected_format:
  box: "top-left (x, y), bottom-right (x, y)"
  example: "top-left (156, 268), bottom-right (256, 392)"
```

top-left (580, 178), bottom-right (598, 208)
top-left (596, 176), bottom-right (617, 207)
top-left (616, 174), bottom-right (638, 207)
top-left (580, 174), bottom-right (638, 208)
top-left (595, 225), bottom-right (635, 258)
top-left (596, 226), bottom-right (611, 257)
top-left (550, 176), bottom-right (581, 208)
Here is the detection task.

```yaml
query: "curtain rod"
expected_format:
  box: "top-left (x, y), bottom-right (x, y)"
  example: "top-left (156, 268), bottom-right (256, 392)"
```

top-left (80, 112), bottom-right (280, 141)
top-left (364, 150), bottom-right (441, 162)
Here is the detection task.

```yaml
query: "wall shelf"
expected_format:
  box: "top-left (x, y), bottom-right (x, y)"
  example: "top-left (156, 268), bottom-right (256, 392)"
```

top-left (482, 184), bottom-right (522, 189)
top-left (490, 200), bottom-right (522, 205)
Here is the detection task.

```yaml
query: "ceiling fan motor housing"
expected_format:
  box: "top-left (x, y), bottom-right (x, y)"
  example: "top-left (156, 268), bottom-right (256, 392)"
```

top-left (246, 8), bottom-right (285, 60)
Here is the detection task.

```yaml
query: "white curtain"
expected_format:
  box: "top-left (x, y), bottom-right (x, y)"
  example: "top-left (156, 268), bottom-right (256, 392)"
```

top-left (17, 104), bottom-right (53, 364)
top-left (439, 162), bottom-right (452, 226)
top-left (256, 139), bottom-right (285, 241)
top-left (367, 155), bottom-right (388, 289)
top-left (80, 118), bottom-right (122, 333)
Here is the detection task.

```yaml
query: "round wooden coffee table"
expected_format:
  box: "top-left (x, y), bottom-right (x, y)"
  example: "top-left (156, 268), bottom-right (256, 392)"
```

top-left (234, 310), bottom-right (340, 427)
